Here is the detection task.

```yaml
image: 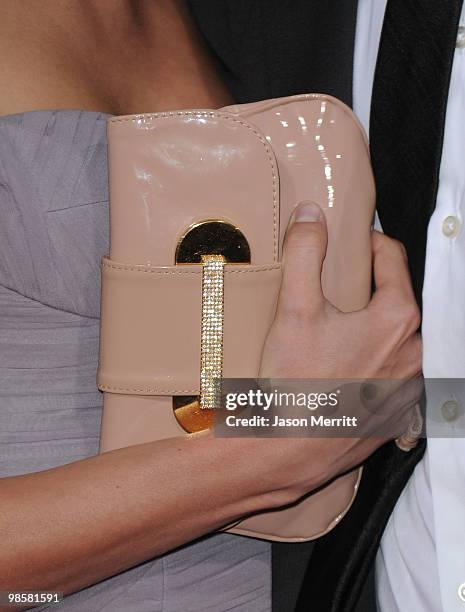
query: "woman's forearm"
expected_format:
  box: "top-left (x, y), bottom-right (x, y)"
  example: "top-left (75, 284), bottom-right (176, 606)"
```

top-left (0, 217), bottom-right (423, 609)
top-left (0, 433), bottom-right (297, 601)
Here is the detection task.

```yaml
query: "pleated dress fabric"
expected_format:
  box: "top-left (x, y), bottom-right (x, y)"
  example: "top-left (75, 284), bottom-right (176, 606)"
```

top-left (0, 110), bottom-right (271, 612)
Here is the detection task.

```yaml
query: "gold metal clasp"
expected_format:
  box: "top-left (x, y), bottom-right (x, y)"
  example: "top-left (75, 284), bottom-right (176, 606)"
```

top-left (173, 220), bottom-right (250, 433)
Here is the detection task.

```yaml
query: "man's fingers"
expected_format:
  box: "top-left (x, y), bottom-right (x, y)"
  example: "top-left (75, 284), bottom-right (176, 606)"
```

top-left (277, 201), bottom-right (327, 319)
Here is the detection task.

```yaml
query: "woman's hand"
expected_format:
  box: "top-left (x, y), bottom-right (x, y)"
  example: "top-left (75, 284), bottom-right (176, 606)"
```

top-left (257, 201), bottom-right (422, 498)
top-left (261, 201), bottom-right (421, 381)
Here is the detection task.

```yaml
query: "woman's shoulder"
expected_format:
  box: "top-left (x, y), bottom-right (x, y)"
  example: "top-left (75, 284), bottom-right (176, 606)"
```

top-left (0, 110), bottom-right (110, 318)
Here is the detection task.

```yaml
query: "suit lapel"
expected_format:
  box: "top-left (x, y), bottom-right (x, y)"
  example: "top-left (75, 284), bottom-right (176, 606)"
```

top-left (297, 2), bottom-right (463, 611)
top-left (370, 0), bottom-right (464, 304)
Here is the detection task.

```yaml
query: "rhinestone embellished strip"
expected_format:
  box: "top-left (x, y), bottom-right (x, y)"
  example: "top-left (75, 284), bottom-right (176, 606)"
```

top-left (200, 254), bottom-right (225, 410)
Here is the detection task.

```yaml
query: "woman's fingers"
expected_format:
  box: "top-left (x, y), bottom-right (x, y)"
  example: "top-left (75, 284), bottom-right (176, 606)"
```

top-left (369, 232), bottom-right (419, 319)
top-left (277, 201), bottom-right (328, 320)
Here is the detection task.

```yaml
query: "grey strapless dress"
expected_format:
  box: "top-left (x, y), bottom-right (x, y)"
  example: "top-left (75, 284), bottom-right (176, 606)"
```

top-left (0, 110), bottom-right (271, 612)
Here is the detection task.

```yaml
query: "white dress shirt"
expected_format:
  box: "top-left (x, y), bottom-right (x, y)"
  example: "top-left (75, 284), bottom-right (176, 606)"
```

top-left (353, 1), bottom-right (465, 610)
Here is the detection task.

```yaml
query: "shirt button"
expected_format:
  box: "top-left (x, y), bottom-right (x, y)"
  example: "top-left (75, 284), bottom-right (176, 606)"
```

top-left (442, 215), bottom-right (461, 238)
top-left (442, 400), bottom-right (461, 422)
top-left (457, 26), bottom-right (465, 48)
top-left (458, 582), bottom-right (465, 602)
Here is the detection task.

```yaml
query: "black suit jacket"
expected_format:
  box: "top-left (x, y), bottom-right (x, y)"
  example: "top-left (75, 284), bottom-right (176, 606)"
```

top-left (187, 2), bottom-right (428, 610)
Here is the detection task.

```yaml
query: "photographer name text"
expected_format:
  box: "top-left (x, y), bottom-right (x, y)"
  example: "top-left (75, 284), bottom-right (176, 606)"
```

top-left (225, 415), bottom-right (358, 428)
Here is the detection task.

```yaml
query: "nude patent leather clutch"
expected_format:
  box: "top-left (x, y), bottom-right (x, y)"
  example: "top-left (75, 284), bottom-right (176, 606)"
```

top-left (98, 94), bottom-right (376, 542)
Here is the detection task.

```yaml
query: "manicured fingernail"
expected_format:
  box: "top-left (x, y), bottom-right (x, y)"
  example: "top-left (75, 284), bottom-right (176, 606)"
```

top-left (293, 201), bottom-right (323, 222)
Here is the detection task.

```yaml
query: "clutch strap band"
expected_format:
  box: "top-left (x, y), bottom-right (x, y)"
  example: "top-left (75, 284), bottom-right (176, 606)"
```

top-left (97, 257), bottom-right (282, 396)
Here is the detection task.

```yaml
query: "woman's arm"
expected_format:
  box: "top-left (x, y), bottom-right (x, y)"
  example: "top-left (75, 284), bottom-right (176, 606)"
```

top-left (0, 206), bottom-right (421, 607)
top-left (0, 435), bottom-right (294, 600)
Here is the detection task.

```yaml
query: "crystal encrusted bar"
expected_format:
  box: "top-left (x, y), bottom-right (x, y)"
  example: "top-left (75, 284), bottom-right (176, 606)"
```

top-left (200, 254), bottom-right (225, 410)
